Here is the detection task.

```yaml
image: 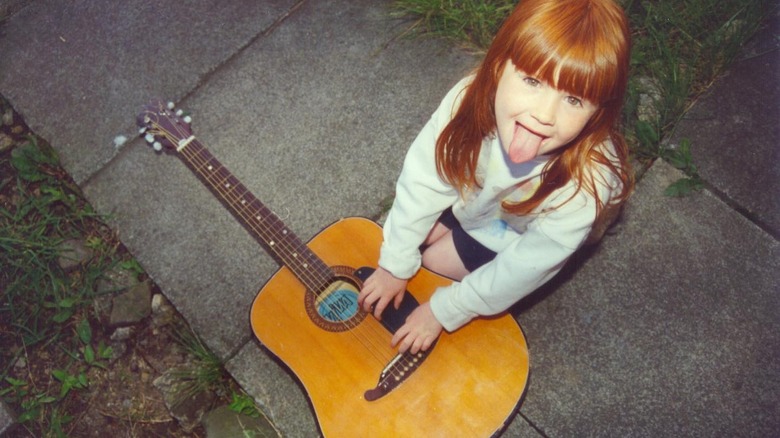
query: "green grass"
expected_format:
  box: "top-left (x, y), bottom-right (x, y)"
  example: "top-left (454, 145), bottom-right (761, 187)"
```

top-left (0, 131), bottom-right (255, 435)
top-left (0, 96), bottom-right (266, 436)
top-left (167, 326), bottom-right (229, 405)
top-left (391, 0), bottom-right (516, 50)
top-left (0, 132), bottom-right (121, 435)
top-left (1, 138), bottom-right (109, 348)
top-left (391, 0), bottom-right (772, 194)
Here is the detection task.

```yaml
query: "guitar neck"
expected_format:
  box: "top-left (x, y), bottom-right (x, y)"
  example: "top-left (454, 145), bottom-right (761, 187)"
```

top-left (176, 140), bottom-right (332, 292)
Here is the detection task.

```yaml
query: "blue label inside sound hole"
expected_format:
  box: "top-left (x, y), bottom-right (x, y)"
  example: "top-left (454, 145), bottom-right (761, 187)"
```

top-left (318, 289), bottom-right (359, 322)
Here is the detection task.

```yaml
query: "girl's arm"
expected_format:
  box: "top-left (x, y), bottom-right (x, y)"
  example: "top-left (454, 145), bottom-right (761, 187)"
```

top-left (431, 184), bottom-right (606, 331)
top-left (376, 79), bottom-right (469, 279)
top-left (359, 78), bottom-right (470, 318)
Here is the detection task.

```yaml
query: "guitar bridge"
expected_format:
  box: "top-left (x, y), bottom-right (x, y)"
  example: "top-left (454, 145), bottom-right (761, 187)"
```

top-left (364, 340), bottom-right (437, 401)
top-left (353, 266), bottom-right (437, 401)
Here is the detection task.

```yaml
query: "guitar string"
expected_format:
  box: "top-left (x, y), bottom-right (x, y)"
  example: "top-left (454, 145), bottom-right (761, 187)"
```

top-left (150, 116), bottom-right (397, 365)
top-left (144, 107), bottom-right (373, 328)
top-left (179, 143), bottom-right (398, 365)
top-left (144, 106), bottom-right (420, 370)
top-left (144, 107), bottom-right (414, 371)
top-left (148, 110), bottom-right (430, 388)
top-left (201, 152), bottom-right (428, 380)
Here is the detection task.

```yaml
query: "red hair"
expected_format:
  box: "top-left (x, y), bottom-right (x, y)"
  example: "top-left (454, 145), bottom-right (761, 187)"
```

top-left (436, 0), bottom-right (633, 221)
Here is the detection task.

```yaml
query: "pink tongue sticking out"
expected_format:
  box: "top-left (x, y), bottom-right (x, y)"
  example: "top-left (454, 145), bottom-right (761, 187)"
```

top-left (508, 123), bottom-right (543, 164)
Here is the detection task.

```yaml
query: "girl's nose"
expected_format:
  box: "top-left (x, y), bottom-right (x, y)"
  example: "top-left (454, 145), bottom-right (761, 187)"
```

top-left (531, 91), bottom-right (558, 126)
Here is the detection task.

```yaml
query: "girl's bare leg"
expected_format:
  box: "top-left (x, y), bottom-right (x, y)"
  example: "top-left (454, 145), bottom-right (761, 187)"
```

top-left (421, 223), bottom-right (469, 281)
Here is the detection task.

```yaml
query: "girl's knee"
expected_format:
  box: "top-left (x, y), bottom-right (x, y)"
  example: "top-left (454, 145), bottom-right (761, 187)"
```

top-left (423, 221), bottom-right (452, 246)
top-left (422, 235), bottom-right (468, 281)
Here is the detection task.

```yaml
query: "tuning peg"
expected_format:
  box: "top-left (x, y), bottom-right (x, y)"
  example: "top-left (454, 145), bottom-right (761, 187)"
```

top-left (139, 127), bottom-right (147, 134)
top-left (183, 115), bottom-right (192, 124)
top-left (167, 101), bottom-right (175, 110)
top-left (144, 133), bottom-right (155, 144)
top-left (153, 141), bottom-right (163, 152)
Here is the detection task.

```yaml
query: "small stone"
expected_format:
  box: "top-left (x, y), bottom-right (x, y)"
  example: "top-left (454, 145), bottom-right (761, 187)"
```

top-left (92, 294), bottom-right (113, 326)
top-left (57, 238), bottom-right (94, 272)
top-left (202, 405), bottom-right (279, 438)
top-left (151, 294), bottom-right (176, 327)
top-left (151, 293), bottom-right (171, 314)
top-left (110, 327), bottom-right (133, 341)
top-left (108, 280), bottom-right (152, 327)
top-left (107, 341), bottom-right (127, 364)
top-left (2, 108), bottom-right (13, 126)
top-left (0, 133), bottom-right (13, 152)
top-left (113, 135), bottom-right (128, 148)
top-left (13, 357), bottom-right (26, 369)
top-left (96, 265), bottom-right (138, 295)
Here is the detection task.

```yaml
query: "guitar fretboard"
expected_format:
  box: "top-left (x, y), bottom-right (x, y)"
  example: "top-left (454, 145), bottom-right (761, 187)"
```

top-left (177, 140), bottom-right (332, 292)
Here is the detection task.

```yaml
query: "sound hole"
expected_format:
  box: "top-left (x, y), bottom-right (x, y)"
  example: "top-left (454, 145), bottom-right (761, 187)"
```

top-left (304, 266), bottom-right (367, 332)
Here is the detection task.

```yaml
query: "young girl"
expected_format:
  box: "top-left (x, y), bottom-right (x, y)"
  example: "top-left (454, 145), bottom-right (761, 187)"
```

top-left (358, 0), bottom-right (633, 354)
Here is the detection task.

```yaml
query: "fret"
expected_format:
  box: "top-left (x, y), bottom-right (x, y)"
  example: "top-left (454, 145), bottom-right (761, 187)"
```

top-left (178, 141), bottom-right (331, 291)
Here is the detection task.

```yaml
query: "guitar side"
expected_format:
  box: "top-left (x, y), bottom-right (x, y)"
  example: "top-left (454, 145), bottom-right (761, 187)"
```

top-left (251, 217), bottom-right (529, 437)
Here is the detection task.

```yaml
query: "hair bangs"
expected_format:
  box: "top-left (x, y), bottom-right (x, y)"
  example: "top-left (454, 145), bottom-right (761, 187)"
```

top-left (507, 0), bottom-right (628, 105)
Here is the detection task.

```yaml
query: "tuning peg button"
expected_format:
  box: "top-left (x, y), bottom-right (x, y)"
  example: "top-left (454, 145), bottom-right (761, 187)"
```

top-left (183, 115), bottom-right (192, 124)
top-left (153, 142), bottom-right (163, 151)
top-left (145, 133), bottom-right (155, 143)
top-left (167, 102), bottom-right (175, 110)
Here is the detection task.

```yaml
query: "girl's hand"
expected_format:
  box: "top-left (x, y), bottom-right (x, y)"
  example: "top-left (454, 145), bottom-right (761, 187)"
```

top-left (391, 302), bottom-right (443, 354)
top-left (358, 267), bottom-right (408, 320)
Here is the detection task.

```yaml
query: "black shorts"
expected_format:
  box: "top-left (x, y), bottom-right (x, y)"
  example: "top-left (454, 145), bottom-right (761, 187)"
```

top-left (436, 208), bottom-right (497, 272)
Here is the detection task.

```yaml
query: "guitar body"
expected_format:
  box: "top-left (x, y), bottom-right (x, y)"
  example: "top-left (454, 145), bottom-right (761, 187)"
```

top-left (136, 101), bottom-right (529, 437)
top-left (251, 217), bottom-right (529, 437)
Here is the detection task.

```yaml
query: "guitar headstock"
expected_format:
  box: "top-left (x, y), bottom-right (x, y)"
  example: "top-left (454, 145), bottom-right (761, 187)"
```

top-left (137, 99), bottom-right (195, 152)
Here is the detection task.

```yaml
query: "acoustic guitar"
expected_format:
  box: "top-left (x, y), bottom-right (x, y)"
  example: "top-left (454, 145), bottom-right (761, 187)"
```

top-left (137, 100), bottom-right (529, 437)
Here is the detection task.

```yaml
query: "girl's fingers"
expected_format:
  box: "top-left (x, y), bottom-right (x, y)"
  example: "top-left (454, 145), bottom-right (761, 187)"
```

top-left (372, 297), bottom-right (389, 320)
top-left (393, 290), bottom-right (405, 309)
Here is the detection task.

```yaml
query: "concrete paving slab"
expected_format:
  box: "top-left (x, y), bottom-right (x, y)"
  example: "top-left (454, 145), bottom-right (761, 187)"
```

top-left (0, 0), bottom-right (299, 184)
top-left (670, 13), bottom-right (780, 237)
top-left (514, 161), bottom-right (780, 437)
top-left (82, 0), bottom-right (477, 359)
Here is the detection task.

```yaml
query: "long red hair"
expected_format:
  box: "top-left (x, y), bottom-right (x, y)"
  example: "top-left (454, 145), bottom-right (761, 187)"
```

top-left (436, 0), bottom-right (633, 220)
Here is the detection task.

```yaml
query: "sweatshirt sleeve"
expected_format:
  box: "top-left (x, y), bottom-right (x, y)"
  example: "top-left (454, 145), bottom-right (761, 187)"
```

top-left (377, 79), bottom-right (471, 279)
top-left (429, 184), bottom-right (602, 331)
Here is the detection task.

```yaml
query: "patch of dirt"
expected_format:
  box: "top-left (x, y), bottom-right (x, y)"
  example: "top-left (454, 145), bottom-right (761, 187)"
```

top-left (1, 98), bottom-right (235, 437)
top-left (3, 308), bottom-right (218, 437)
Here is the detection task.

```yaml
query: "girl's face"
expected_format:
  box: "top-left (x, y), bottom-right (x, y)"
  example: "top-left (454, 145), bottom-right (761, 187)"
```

top-left (494, 60), bottom-right (598, 164)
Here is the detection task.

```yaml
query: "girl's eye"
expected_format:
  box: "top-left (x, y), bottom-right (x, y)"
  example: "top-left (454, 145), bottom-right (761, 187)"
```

top-left (565, 96), bottom-right (584, 107)
top-left (523, 77), bottom-right (541, 87)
